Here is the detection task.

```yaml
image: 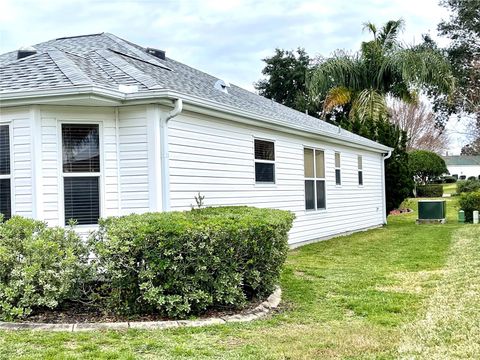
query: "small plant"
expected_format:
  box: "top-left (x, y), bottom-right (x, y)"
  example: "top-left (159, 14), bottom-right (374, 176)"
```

top-left (194, 192), bottom-right (205, 209)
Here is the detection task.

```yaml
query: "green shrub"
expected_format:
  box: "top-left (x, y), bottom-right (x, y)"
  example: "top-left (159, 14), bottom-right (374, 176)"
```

top-left (0, 217), bottom-right (89, 320)
top-left (459, 191), bottom-right (480, 223)
top-left (443, 175), bottom-right (457, 183)
top-left (416, 184), bottom-right (444, 197)
top-left (457, 179), bottom-right (480, 194)
top-left (89, 207), bottom-right (295, 318)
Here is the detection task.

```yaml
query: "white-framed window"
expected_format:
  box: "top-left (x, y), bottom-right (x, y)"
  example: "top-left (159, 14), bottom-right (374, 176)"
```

top-left (254, 138), bottom-right (275, 183)
top-left (0, 125), bottom-right (11, 220)
top-left (335, 152), bottom-right (341, 186)
top-left (304, 147), bottom-right (326, 210)
top-left (358, 155), bottom-right (363, 186)
top-left (62, 124), bottom-right (101, 225)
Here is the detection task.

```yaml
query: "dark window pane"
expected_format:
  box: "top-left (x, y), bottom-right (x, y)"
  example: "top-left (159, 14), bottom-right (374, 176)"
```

top-left (254, 139), bottom-right (274, 161)
top-left (62, 124), bottom-right (100, 173)
top-left (316, 180), bottom-right (326, 209)
top-left (335, 169), bottom-right (341, 185)
top-left (255, 162), bottom-right (275, 183)
top-left (0, 125), bottom-right (10, 175)
top-left (0, 179), bottom-right (11, 220)
top-left (358, 171), bottom-right (363, 185)
top-left (64, 177), bottom-right (99, 225)
top-left (305, 180), bottom-right (315, 210)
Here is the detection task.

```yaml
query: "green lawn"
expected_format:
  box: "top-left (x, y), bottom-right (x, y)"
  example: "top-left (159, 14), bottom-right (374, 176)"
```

top-left (442, 182), bottom-right (457, 195)
top-left (1, 198), bottom-right (478, 359)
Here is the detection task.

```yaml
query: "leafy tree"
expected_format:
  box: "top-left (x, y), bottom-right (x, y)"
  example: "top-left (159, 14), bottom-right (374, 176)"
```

top-left (335, 115), bottom-right (414, 213)
top-left (309, 20), bottom-right (455, 122)
top-left (409, 150), bottom-right (448, 184)
top-left (254, 48), bottom-right (320, 115)
top-left (437, 0), bottom-right (480, 119)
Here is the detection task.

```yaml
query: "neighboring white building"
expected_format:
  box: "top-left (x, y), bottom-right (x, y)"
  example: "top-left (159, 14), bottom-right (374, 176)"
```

top-left (444, 156), bottom-right (480, 180)
top-left (0, 33), bottom-right (392, 246)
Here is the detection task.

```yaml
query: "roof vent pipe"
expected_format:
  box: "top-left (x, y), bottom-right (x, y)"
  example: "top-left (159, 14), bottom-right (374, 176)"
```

top-left (17, 46), bottom-right (37, 60)
top-left (146, 47), bottom-right (166, 60)
top-left (214, 79), bottom-right (230, 94)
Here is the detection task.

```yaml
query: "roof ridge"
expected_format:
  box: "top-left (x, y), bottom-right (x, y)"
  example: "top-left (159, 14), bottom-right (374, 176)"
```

top-left (102, 33), bottom-right (166, 67)
top-left (95, 49), bottom-right (162, 90)
top-left (46, 50), bottom-right (91, 86)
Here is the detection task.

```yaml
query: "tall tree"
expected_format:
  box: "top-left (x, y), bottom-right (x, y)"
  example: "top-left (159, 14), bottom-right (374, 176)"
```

top-left (437, 0), bottom-right (480, 150)
top-left (254, 48), bottom-right (320, 115)
top-left (335, 114), bottom-right (414, 213)
top-left (309, 20), bottom-right (455, 122)
top-left (390, 101), bottom-right (449, 154)
top-left (461, 117), bottom-right (480, 155)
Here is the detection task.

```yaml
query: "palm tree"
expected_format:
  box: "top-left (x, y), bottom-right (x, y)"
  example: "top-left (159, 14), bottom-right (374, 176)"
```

top-left (309, 20), bottom-right (455, 122)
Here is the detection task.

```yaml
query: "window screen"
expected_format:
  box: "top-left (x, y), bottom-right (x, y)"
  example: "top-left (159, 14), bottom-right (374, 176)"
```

top-left (0, 126), bottom-right (10, 175)
top-left (358, 155), bottom-right (363, 186)
top-left (335, 152), bottom-right (341, 185)
top-left (64, 177), bottom-right (99, 225)
top-left (62, 124), bottom-right (100, 173)
top-left (0, 179), bottom-right (11, 220)
top-left (0, 125), bottom-right (11, 220)
top-left (254, 139), bottom-right (275, 183)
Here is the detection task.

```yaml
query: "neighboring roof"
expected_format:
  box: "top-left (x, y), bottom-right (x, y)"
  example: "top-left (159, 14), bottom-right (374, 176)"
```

top-left (443, 156), bottom-right (480, 166)
top-left (0, 33), bottom-right (391, 152)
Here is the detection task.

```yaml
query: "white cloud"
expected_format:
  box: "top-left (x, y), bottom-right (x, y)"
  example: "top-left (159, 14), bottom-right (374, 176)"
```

top-left (0, 0), bottom-right (464, 152)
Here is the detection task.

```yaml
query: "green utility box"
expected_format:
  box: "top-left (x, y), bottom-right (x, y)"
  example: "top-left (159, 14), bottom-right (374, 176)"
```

top-left (417, 200), bottom-right (447, 224)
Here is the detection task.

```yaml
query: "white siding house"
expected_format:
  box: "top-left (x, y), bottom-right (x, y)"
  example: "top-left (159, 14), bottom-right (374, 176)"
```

top-left (444, 156), bottom-right (480, 180)
top-left (0, 33), bottom-right (392, 247)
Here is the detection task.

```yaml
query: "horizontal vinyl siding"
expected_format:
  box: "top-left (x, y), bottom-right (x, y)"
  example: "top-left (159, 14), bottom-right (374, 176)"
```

top-left (169, 112), bottom-right (384, 245)
top-left (118, 107), bottom-right (150, 214)
top-left (0, 108), bottom-right (33, 218)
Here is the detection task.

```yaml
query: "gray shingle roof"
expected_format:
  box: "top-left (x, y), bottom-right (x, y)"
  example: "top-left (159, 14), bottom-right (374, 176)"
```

top-left (0, 32), bottom-right (390, 151)
top-left (444, 156), bottom-right (480, 166)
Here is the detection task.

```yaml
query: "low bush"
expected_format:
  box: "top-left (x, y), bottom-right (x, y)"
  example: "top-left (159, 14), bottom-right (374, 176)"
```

top-left (459, 191), bottom-right (480, 223)
top-left (0, 217), bottom-right (89, 321)
top-left (89, 207), bottom-right (295, 318)
top-left (416, 184), bottom-right (443, 197)
top-left (457, 179), bottom-right (480, 194)
top-left (443, 176), bottom-right (457, 183)
top-left (468, 176), bottom-right (477, 181)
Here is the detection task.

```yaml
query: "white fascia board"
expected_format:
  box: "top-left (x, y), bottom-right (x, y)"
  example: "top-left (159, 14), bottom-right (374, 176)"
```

top-left (0, 87), bottom-right (392, 153)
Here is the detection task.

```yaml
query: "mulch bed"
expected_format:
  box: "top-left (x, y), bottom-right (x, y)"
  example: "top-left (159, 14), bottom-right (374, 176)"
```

top-left (389, 208), bottom-right (414, 216)
top-left (16, 299), bottom-right (264, 324)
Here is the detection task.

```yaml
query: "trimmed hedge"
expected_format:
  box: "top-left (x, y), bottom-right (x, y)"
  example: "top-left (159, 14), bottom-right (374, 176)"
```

top-left (457, 179), bottom-right (480, 194)
top-left (89, 207), bottom-right (295, 317)
top-left (416, 184), bottom-right (444, 198)
top-left (0, 217), bottom-right (89, 320)
top-left (459, 191), bottom-right (480, 223)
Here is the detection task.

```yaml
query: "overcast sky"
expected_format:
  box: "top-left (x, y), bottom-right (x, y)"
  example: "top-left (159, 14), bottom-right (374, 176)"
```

top-left (0, 0), bottom-right (470, 153)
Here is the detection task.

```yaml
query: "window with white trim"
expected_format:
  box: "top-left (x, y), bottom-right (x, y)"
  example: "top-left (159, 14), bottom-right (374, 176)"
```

top-left (254, 139), bottom-right (275, 183)
top-left (304, 148), bottom-right (326, 210)
top-left (62, 124), bottom-right (100, 225)
top-left (358, 155), bottom-right (363, 186)
top-left (335, 152), bottom-right (341, 186)
top-left (0, 125), bottom-right (11, 220)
